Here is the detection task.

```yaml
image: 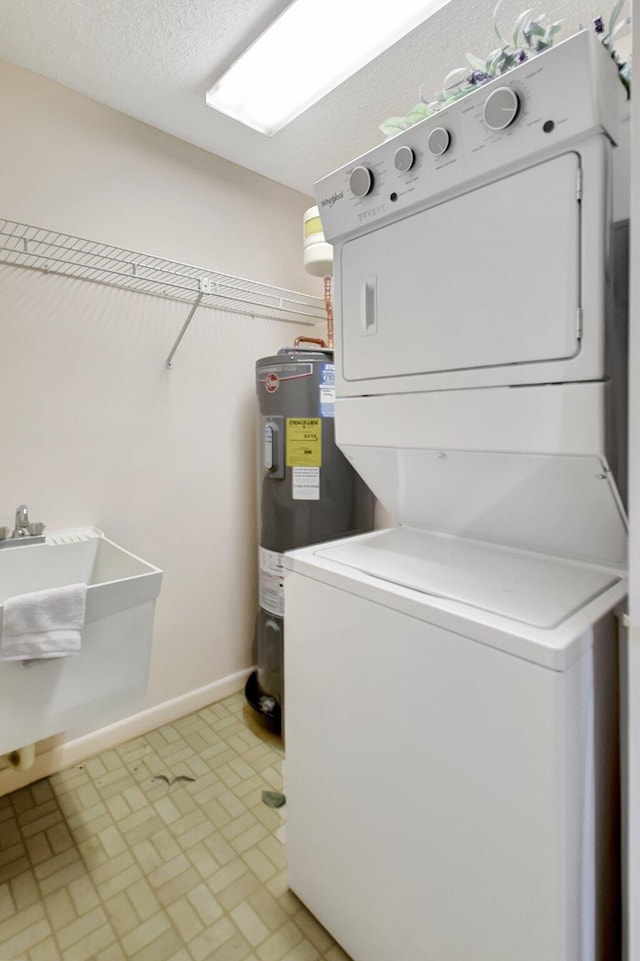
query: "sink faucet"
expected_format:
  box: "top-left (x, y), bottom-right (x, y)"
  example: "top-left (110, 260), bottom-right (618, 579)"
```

top-left (13, 504), bottom-right (29, 538)
top-left (0, 504), bottom-right (46, 547)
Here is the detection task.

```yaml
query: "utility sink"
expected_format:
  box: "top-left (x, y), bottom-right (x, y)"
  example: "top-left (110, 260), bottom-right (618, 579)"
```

top-left (0, 528), bottom-right (162, 757)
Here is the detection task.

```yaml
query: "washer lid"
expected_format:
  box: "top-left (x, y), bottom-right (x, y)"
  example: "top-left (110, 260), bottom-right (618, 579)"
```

top-left (313, 527), bottom-right (620, 630)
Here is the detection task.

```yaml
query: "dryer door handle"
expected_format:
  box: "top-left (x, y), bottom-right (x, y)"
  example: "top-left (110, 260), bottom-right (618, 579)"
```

top-left (361, 277), bottom-right (378, 335)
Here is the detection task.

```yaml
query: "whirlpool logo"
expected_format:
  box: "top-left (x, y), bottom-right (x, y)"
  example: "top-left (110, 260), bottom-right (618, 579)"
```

top-left (320, 191), bottom-right (343, 208)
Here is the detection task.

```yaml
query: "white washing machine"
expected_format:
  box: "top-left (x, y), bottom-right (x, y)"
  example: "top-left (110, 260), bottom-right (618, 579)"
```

top-left (284, 30), bottom-right (629, 961)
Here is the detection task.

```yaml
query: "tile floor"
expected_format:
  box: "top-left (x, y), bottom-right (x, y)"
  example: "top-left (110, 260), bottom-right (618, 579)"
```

top-left (0, 693), bottom-right (352, 961)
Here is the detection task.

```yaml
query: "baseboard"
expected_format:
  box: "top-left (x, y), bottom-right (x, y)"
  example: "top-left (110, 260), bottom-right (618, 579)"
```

top-left (0, 668), bottom-right (252, 797)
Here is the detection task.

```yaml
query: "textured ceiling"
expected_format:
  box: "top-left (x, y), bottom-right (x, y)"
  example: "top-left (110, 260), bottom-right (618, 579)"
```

top-left (0, 0), bottom-right (629, 195)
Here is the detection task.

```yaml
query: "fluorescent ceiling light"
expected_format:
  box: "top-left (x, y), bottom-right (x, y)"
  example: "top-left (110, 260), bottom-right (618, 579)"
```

top-left (206, 0), bottom-right (452, 136)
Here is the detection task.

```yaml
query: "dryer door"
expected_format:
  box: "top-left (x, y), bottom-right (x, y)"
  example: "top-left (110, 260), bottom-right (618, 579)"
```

top-left (340, 152), bottom-right (581, 383)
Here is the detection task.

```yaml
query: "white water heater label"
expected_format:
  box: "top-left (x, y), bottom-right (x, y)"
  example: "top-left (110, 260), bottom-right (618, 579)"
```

top-left (292, 466), bottom-right (320, 500)
top-left (319, 363), bottom-right (335, 417)
top-left (259, 547), bottom-right (286, 616)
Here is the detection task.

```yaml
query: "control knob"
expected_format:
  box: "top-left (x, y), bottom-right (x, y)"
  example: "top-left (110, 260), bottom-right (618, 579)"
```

top-left (428, 127), bottom-right (451, 156)
top-left (483, 86), bottom-right (520, 131)
top-left (350, 165), bottom-right (374, 197)
top-left (394, 145), bottom-right (415, 172)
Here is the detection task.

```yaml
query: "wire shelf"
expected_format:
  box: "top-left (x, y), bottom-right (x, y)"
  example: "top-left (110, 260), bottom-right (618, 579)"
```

top-left (0, 219), bottom-right (325, 325)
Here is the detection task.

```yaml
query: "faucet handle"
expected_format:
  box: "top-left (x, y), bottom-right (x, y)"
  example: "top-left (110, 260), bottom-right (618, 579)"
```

top-left (14, 505), bottom-right (29, 536)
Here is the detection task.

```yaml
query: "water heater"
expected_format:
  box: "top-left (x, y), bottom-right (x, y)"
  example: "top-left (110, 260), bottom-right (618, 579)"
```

top-left (245, 347), bottom-right (373, 731)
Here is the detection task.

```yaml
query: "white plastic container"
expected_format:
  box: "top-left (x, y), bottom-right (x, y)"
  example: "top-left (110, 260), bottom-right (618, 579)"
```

top-left (303, 206), bottom-right (333, 277)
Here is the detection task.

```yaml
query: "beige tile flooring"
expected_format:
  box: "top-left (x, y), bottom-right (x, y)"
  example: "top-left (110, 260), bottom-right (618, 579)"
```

top-left (0, 693), bottom-right (352, 961)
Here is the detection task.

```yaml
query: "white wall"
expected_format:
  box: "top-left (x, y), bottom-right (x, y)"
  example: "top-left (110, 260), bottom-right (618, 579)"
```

top-left (0, 59), bottom-right (319, 749)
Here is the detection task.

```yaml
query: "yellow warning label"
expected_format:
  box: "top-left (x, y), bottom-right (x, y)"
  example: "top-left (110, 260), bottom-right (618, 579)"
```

top-left (286, 418), bottom-right (322, 467)
top-left (304, 216), bottom-right (323, 238)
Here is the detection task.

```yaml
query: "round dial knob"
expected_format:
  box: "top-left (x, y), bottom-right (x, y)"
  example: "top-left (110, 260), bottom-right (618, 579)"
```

top-left (394, 145), bottom-right (415, 172)
top-left (428, 127), bottom-right (451, 156)
top-left (483, 86), bottom-right (521, 131)
top-left (350, 165), bottom-right (374, 197)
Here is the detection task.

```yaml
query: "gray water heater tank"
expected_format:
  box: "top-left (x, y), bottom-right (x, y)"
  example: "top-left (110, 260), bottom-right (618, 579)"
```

top-left (246, 347), bottom-right (373, 731)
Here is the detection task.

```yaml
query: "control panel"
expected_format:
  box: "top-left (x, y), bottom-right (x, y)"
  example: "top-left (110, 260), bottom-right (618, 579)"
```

top-left (314, 30), bottom-right (620, 243)
top-left (263, 416), bottom-right (285, 479)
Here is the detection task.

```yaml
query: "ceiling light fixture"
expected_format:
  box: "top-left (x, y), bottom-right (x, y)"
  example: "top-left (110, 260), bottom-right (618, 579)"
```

top-left (205, 0), bottom-right (452, 136)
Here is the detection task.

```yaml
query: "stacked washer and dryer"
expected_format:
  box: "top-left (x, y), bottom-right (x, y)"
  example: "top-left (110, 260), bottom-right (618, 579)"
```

top-left (284, 31), bottom-right (629, 961)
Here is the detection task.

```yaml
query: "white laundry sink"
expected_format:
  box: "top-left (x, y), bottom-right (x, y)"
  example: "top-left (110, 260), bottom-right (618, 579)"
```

top-left (0, 528), bottom-right (162, 756)
top-left (0, 527), bottom-right (162, 621)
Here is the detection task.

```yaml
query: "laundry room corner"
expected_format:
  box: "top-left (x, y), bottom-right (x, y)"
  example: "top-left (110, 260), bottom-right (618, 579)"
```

top-left (0, 3), bottom-right (636, 960)
top-left (0, 58), bottom-right (321, 783)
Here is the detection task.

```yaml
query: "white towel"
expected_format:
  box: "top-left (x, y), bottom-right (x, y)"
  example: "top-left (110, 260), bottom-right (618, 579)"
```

top-left (1, 583), bottom-right (87, 661)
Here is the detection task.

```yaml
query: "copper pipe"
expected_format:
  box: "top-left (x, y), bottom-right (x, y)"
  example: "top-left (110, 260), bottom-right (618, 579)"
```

top-left (293, 336), bottom-right (327, 348)
top-left (324, 276), bottom-right (334, 348)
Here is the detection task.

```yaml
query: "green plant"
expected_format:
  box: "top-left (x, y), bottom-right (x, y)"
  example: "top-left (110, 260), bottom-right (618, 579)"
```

top-left (592, 0), bottom-right (632, 93)
top-left (379, 1), bottom-right (631, 139)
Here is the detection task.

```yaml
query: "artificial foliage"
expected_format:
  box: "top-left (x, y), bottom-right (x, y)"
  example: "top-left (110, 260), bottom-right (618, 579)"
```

top-left (380, 0), bottom-right (631, 138)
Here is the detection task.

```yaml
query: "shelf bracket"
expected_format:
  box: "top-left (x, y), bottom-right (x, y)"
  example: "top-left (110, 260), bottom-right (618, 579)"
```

top-left (165, 279), bottom-right (211, 368)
